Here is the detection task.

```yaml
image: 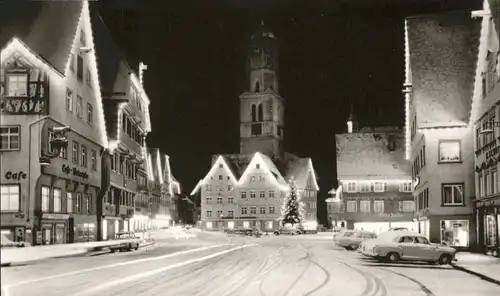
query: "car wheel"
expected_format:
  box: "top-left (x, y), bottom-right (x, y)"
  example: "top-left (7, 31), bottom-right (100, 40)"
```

top-left (274, 232), bottom-right (279, 236)
top-left (345, 246), bottom-right (352, 250)
top-left (350, 244), bottom-right (358, 250)
top-left (492, 249), bottom-right (499, 257)
top-left (439, 254), bottom-right (452, 265)
top-left (386, 252), bottom-right (400, 263)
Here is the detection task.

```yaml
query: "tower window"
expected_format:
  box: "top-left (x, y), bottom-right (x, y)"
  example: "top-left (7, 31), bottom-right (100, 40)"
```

top-left (258, 104), bottom-right (263, 121)
top-left (251, 104), bottom-right (257, 122)
top-left (255, 81), bottom-right (260, 92)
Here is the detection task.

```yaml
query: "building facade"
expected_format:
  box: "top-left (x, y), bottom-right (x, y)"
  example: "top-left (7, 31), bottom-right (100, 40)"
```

top-left (472, 1), bottom-right (500, 253)
top-left (405, 10), bottom-right (481, 249)
top-left (329, 125), bottom-right (414, 234)
top-left (0, 1), bottom-right (109, 244)
top-left (194, 23), bottom-right (319, 232)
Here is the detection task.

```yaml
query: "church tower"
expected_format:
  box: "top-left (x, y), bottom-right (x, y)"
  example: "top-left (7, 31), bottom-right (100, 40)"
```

top-left (239, 21), bottom-right (285, 160)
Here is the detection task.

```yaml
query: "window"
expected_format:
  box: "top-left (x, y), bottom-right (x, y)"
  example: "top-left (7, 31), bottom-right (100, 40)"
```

top-left (241, 207), bottom-right (247, 215)
top-left (373, 200), bottom-right (384, 213)
top-left (347, 200), bottom-right (357, 212)
top-left (360, 200), bottom-right (370, 212)
top-left (66, 88), bottom-right (73, 111)
top-left (217, 197), bottom-right (222, 204)
top-left (256, 163), bottom-right (260, 169)
top-left (359, 183), bottom-right (371, 192)
top-left (72, 142), bottom-right (79, 164)
top-left (80, 28), bottom-right (86, 45)
top-left (7, 74), bottom-right (27, 96)
top-left (91, 150), bottom-right (97, 170)
top-left (438, 141), bottom-right (461, 163)
top-left (260, 207), bottom-right (266, 214)
top-left (67, 192), bottom-right (74, 213)
top-left (86, 67), bottom-right (92, 87)
top-left (442, 184), bottom-right (464, 206)
top-left (69, 53), bottom-right (75, 72)
top-left (269, 206), bottom-right (275, 214)
top-left (1, 185), bottom-right (20, 212)
top-left (260, 191), bottom-right (265, 198)
top-left (373, 182), bottom-right (385, 192)
top-left (269, 191), bottom-right (275, 198)
top-left (217, 210), bottom-right (223, 217)
top-left (75, 193), bottom-right (82, 213)
top-left (206, 211), bottom-right (212, 218)
top-left (346, 182), bottom-right (356, 192)
top-left (228, 210), bottom-right (234, 217)
top-left (259, 176), bottom-right (265, 182)
top-left (250, 191), bottom-right (256, 198)
top-left (77, 54), bottom-right (83, 81)
top-left (48, 131), bottom-right (54, 154)
top-left (399, 182), bottom-right (412, 192)
top-left (206, 197), bottom-right (212, 204)
top-left (250, 176), bottom-right (256, 183)
top-left (0, 126), bottom-right (20, 150)
top-left (41, 186), bottom-right (50, 212)
top-left (399, 200), bottom-right (414, 212)
top-left (81, 145), bottom-right (87, 167)
top-left (219, 175), bottom-right (223, 180)
top-left (59, 144), bottom-right (67, 158)
top-left (228, 197), bottom-right (234, 203)
top-left (228, 185), bottom-right (233, 191)
top-left (250, 207), bottom-right (256, 214)
top-left (205, 184), bottom-right (212, 191)
top-left (76, 95), bottom-right (83, 118)
top-left (87, 103), bottom-right (93, 124)
top-left (53, 188), bottom-right (62, 212)
top-left (240, 191), bottom-right (247, 199)
top-left (216, 185), bottom-right (221, 192)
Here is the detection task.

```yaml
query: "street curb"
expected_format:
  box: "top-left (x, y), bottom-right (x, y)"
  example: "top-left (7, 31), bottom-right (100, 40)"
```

top-left (451, 263), bottom-right (500, 286)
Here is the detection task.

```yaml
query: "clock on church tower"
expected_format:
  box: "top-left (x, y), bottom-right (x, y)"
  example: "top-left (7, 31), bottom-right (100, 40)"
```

top-left (239, 21), bottom-right (285, 160)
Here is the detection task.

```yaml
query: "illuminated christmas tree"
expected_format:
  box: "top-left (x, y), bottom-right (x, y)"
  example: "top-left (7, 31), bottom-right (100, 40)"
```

top-left (280, 177), bottom-right (305, 226)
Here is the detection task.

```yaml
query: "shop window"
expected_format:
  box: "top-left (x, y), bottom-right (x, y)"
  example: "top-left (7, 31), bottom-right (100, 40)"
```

top-left (243, 221), bottom-right (250, 228)
top-left (41, 186), bottom-right (50, 212)
top-left (0, 126), bottom-right (20, 151)
top-left (442, 184), bottom-right (464, 206)
top-left (346, 200), bottom-right (357, 212)
top-left (53, 188), bottom-right (62, 212)
top-left (0, 184), bottom-right (20, 212)
top-left (438, 140), bottom-right (461, 163)
top-left (440, 220), bottom-right (469, 247)
top-left (7, 73), bottom-right (28, 96)
top-left (75, 193), bottom-right (82, 213)
top-left (206, 222), bottom-right (213, 229)
top-left (373, 200), bottom-right (384, 213)
top-left (360, 200), bottom-right (370, 212)
top-left (485, 215), bottom-right (498, 246)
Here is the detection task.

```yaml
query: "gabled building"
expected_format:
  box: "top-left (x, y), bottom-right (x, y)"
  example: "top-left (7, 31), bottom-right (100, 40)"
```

top-left (471, 0), bottom-right (500, 253)
top-left (0, 1), bottom-right (111, 244)
top-left (328, 123), bottom-right (414, 234)
top-left (404, 9), bottom-right (482, 249)
top-left (192, 23), bottom-right (319, 232)
top-left (90, 6), bottom-right (152, 240)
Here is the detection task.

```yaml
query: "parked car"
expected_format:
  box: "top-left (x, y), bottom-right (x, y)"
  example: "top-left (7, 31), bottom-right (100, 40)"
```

top-left (274, 227), bottom-right (303, 236)
top-left (388, 227), bottom-right (409, 232)
top-left (1, 234), bottom-right (30, 248)
top-left (109, 232), bottom-right (141, 252)
top-left (358, 231), bottom-right (410, 254)
top-left (334, 230), bottom-right (377, 250)
top-left (361, 233), bottom-right (457, 265)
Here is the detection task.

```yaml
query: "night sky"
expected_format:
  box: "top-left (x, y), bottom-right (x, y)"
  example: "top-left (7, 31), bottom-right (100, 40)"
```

top-left (97, 0), bottom-right (480, 224)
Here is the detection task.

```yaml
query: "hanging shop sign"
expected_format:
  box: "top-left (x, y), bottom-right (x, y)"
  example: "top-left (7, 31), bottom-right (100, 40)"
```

top-left (5, 171), bottom-right (27, 180)
top-left (62, 164), bottom-right (89, 179)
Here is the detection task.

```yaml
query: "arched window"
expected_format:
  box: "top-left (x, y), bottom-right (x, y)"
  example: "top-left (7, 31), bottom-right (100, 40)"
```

top-left (251, 104), bottom-right (257, 122)
top-left (255, 81), bottom-right (260, 92)
top-left (258, 104), bottom-right (263, 122)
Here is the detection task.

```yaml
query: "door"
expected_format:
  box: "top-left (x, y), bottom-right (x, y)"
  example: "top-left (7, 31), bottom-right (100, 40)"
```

top-left (397, 236), bottom-right (419, 259)
top-left (413, 236), bottom-right (436, 260)
top-left (55, 224), bottom-right (66, 244)
top-left (42, 224), bottom-right (52, 245)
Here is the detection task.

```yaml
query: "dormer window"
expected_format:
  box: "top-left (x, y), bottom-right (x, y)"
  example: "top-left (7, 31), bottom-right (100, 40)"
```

top-left (7, 74), bottom-right (27, 97)
top-left (256, 164), bottom-right (260, 169)
top-left (80, 29), bottom-right (86, 46)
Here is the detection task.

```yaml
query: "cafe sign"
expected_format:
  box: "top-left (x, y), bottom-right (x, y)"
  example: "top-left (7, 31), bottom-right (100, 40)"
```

top-left (62, 164), bottom-right (89, 179)
top-left (5, 171), bottom-right (27, 180)
top-left (379, 213), bottom-right (404, 218)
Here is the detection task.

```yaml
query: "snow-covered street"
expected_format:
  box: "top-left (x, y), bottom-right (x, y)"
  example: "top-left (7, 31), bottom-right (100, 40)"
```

top-left (2, 232), bottom-right (500, 296)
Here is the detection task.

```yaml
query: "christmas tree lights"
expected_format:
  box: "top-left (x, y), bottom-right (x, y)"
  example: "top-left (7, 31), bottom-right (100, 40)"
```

top-left (280, 177), bottom-right (305, 226)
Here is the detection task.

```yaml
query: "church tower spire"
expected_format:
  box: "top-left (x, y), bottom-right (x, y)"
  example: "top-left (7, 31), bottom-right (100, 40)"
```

top-left (239, 22), bottom-right (284, 159)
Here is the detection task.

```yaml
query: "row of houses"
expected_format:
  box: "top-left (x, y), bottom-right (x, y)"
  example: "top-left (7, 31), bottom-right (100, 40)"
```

top-left (328, 0), bottom-right (500, 253)
top-left (0, 1), bottom-right (187, 245)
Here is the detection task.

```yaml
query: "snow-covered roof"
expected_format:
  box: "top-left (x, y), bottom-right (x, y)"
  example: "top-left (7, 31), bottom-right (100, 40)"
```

top-left (336, 132), bottom-right (411, 179)
top-left (285, 158), bottom-right (319, 190)
top-left (406, 10), bottom-right (481, 127)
